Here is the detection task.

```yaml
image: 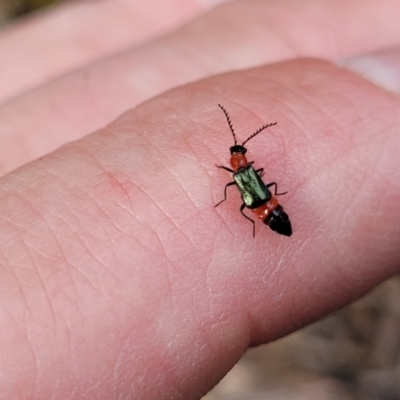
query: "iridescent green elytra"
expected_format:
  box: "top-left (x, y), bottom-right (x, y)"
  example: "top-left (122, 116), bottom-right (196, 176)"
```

top-left (233, 166), bottom-right (272, 209)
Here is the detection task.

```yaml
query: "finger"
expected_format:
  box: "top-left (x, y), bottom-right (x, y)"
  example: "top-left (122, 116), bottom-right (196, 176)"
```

top-left (342, 45), bottom-right (400, 94)
top-left (1, 59), bottom-right (399, 399)
top-left (0, 0), bottom-right (226, 103)
top-left (2, 0), bottom-right (400, 174)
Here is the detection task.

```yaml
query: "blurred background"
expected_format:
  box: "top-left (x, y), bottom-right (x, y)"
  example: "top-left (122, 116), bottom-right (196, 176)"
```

top-left (0, 0), bottom-right (58, 23)
top-left (1, 2), bottom-right (400, 399)
top-left (204, 278), bottom-right (400, 400)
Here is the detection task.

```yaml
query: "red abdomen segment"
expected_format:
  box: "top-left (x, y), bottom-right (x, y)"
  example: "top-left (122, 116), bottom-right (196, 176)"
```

top-left (252, 197), bottom-right (292, 236)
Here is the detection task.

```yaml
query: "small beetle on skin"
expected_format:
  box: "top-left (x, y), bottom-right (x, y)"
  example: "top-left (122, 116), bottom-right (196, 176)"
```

top-left (215, 104), bottom-right (292, 237)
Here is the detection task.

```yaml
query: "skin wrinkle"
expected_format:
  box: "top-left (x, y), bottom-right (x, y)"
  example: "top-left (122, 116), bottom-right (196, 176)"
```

top-left (112, 339), bottom-right (132, 397)
top-left (214, 201), bottom-right (236, 238)
top-left (111, 117), bottom-right (168, 178)
top-left (0, 190), bottom-right (51, 225)
top-left (302, 159), bottom-right (348, 227)
top-left (161, 156), bottom-right (199, 214)
top-left (69, 141), bottom-right (118, 180)
top-left (137, 178), bottom-right (194, 251)
top-left (363, 105), bottom-right (400, 142)
top-left (55, 313), bottom-right (77, 385)
top-left (55, 210), bottom-right (123, 296)
top-left (165, 154), bottom-right (209, 222)
top-left (134, 348), bottom-right (171, 399)
top-left (1, 197), bottom-right (60, 330)
top-left (134, 216), bottom-right (172, 265)
top-left (12, 171), bottom-right (115, 303)
top-left (156, 348), bottom-right (183, 399)
top-left (274, 99), bottom-right (366, 187)
top-left (54, 201), bottom-right (128, 305)
top-left (39, 199), bottom-right (119, 310)
top-left (113, 318), bottom-right (162, 380)
top-left (362, 103), bottom-right (400, 143)
top-left (62, 247), bottom-right (110, 306)
top-left (242, 100), bottom-right (280, 135)
top-left (31, 157), bottom-right (91, 202)
top-left (263, 73), bottom-right (346, 138)
top-left (333, 140), bottom-right (389, 247)
top-left (0, 227), bottom-right (34, 316)
top-left (26, 331), bottom-right (40, 399)
top-left (74, 172), bottom-right (140, 241)
top-left (162, 288), bottom-right (219, 382)
top-left (23, 243), bottom-right (60, 340)
top-left (162, 259), bottom-right (178, 328)
top-left (87, 128), bottom-right (175, 263)
top-left (1, 282), bottom-right (39, 394)
top-left (328, 121), bottom-right (380, 191)
top-left (181, 149), bottom-right (215, 209)
top-left (205, 240), bottom-right (218, 306)
top-left (80, 127), bottom-right (130, 159)
top-left (2, 287), bottom-right (36, 387)
top-left (94, 174), bottom-right (139, 221)
top-left (54, 146), bottom-right (162, 268)
top-left (235, 81), bottom-right (302, 127)
top-left (0, 303), bottom-right (25, 347)
top-left (180, 122), bottom-right (208, 166)
top-left (2, 170), bottom-right (66, 209)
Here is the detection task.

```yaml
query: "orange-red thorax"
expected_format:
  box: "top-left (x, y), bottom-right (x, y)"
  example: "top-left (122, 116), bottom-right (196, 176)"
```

top-left (230, 153), bottom-right (248, 172)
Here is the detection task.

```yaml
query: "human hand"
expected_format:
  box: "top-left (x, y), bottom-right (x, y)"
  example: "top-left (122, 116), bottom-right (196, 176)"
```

top-left (0, 1), bottom-right (400, 399)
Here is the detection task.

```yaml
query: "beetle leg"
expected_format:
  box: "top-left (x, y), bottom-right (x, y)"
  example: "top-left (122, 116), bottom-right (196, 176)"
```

top-left (215, 164), bottom-right (235, 173)
top-left (215, 181), bottom-right (236, 207)
top-left (255, 168), bottom-right (264, 177)
top-left (240, 203), bottom-right (256, 238)
top-left (266, 182), bottom-right (287, 196)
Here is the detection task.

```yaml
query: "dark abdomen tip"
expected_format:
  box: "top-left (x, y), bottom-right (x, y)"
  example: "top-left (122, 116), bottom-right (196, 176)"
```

top-left (264, 205), bottom-right (292, 236)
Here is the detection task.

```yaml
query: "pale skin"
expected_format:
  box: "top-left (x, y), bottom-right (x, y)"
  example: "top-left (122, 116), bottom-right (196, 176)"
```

top-left (0, 0), bottom-right (400, 399)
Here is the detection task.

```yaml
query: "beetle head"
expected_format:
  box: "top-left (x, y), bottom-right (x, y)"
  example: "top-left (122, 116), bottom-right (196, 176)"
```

top-left (229, 145), bottom-right (247, 155)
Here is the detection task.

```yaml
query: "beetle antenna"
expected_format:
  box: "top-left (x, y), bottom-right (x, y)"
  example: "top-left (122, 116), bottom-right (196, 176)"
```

top-left (242, 122), bottom-right (277, 147)
top-left (218, 104), bottom-right (238, 145)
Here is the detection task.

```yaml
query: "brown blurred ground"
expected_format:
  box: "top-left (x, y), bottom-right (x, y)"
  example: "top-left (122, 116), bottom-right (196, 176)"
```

top-left (1, 2), bottom-right (400, 399)
top-left (0, 0), bottom-right (59, 23)
top-left (205, 278), bottom-right (400, 400)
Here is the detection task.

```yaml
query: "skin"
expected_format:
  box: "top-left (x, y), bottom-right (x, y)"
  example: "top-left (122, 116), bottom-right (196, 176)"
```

top-left (0, 0), bottom-right (400, 399)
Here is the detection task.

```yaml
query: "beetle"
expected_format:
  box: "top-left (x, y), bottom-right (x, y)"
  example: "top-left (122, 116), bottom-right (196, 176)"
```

top-left (215, 104), bottom-right (292, 237)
